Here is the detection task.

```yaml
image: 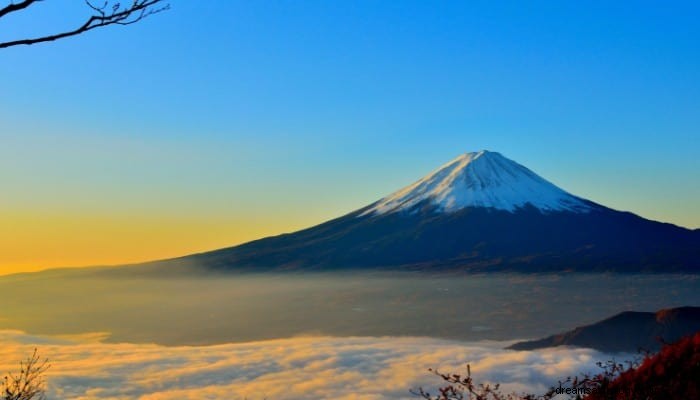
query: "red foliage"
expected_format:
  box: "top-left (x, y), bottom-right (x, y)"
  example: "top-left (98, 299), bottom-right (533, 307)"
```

top-left (415, 332), bottom-right (700, 400)
top-left (586, 332), bottom-right (700, 400)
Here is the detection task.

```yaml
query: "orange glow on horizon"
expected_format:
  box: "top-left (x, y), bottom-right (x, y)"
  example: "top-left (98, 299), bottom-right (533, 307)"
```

top-left (0, 211), bottom-right (315, 275)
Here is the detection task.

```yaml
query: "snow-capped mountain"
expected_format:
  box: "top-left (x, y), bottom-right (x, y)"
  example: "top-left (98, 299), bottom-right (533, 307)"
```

top-left (362, 150), bottom-right (592, 215)
top-left (146, 151), bottom-right (699, 273)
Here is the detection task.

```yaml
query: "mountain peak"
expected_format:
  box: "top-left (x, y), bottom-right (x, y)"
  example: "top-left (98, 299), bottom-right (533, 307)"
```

top-left (457, 149), bottom-right (496, 158)
top-left (361, 151), bottom-right (593, 215)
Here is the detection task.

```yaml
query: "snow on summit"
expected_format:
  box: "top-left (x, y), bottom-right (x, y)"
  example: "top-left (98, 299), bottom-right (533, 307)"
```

top-left (362, 150), bottom-right (593, 215)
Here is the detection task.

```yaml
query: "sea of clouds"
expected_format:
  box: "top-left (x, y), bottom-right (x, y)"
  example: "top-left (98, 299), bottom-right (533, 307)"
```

top-left (0, 330), bottom-right (624, 400)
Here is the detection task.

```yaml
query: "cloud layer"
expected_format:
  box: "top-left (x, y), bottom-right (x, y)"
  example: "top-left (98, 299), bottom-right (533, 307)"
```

top-left (0, 331), bottom-right (621, 400)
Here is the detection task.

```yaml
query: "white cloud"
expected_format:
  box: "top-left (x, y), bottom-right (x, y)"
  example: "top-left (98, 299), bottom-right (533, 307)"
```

top-left (0, 331), bottom-right (623, 400)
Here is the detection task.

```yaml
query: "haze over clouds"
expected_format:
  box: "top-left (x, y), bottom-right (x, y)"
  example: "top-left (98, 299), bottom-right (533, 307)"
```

top-left (2, 273), bottom-right (698, 346)
top-left (0, 330), bottom-right (619, 400)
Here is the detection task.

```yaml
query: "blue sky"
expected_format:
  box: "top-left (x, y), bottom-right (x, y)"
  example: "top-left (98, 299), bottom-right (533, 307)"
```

top-left (1, 1), bottom-right (698, 270)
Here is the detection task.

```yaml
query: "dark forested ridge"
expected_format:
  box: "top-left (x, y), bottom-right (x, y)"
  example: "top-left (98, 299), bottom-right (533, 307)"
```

top-left (509, 306), bottom-right (700, 352)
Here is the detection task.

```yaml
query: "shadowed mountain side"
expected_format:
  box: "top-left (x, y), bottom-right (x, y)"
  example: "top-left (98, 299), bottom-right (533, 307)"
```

top-left (508, 306), bottom-right (700, 353)
top-left (153, 203), bottom-right (700, 273)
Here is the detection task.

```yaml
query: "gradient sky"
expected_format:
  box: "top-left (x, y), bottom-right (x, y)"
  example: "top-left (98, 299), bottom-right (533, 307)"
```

top-left (1, 1), bottom-right (698, 274)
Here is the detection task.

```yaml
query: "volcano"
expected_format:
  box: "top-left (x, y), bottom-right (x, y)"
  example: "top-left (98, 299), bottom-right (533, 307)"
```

top-left (161, 151), bottom-right (699, 273)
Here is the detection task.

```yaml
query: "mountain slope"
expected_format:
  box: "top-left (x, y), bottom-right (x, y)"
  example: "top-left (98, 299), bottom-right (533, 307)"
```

top-left (508, 306), bottom-right (700, 352)
top-left (155, 151), bottom-right (699, 273)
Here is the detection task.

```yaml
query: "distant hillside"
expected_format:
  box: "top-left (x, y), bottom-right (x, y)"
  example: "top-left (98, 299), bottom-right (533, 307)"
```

top-left (508, 306), bottom-right (700, 352)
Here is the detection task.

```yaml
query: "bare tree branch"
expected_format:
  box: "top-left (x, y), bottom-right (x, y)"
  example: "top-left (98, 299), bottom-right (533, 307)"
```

top-left (2, 348), bottom-right (50, 400)
top-left (0, 0), bottom-right (169, 49)
top-left (0, 0), bottom-right (41, 19)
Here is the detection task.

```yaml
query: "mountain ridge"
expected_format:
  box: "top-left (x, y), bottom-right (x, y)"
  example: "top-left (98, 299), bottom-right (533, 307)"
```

top-left (507, 306), bottom-right (700, 352)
